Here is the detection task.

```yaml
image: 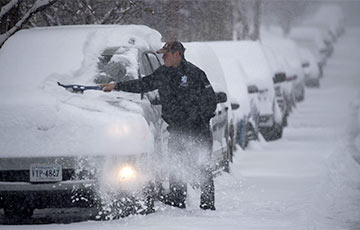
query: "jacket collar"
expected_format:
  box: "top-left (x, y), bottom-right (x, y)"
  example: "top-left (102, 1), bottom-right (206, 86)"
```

top-left (166, 59), bottom-right (187, 74)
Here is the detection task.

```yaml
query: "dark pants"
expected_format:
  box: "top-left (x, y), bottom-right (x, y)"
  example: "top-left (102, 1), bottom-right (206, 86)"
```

top-left (166, 124), bottom-right (215, 209)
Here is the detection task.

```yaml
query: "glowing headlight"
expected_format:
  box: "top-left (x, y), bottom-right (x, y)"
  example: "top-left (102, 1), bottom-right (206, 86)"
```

top-left (116, 165), bottom-right (136, 181)
top-left (107, 123), bottom-right (130, 138)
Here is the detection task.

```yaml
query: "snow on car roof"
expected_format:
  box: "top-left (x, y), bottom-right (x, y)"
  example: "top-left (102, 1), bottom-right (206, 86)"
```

top-left (0, 25), bottom-right (162, 89)
top-left (261, 35), bottom-right (304, 77)
top-left (183, 42), bottom-right (228, 94)
top-left (218, 57), bottom-right (250, 116)
top-left (288, 27), bottom-right (326, 50)
top-left (207, 40), bottom-right (273, 91)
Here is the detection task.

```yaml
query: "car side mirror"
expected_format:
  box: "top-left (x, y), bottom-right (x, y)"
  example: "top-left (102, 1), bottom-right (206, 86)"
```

top-left (231, 103), bottom-right (240, 110)
top-left (216, 92), bottom-right (227, 104)
top-left (247, 85), bottom-right (259, 94)
top-left (273, 72), bottom-right (286, 84)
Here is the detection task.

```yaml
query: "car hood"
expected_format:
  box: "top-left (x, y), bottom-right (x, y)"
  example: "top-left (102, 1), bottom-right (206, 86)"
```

top-left (0, 91), bottom-right (154, 158)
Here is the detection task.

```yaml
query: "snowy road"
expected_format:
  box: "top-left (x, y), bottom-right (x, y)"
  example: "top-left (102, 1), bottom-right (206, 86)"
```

top-left (2, 28), bottom-right (360, 229)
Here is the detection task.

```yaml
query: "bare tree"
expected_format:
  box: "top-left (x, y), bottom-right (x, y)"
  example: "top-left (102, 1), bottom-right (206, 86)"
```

top-left (262, 0), bottom-right (310, 35)
top-left (232, 0), bottom-right (251, 40)
top-left (0, 0), bottom-right (18, 19)
top-left (0, 0), bottom-right (57, 48)
top-left (251, 0), bottom-right (261, 40)
top-left (33, 0), bottom-right (152, 26)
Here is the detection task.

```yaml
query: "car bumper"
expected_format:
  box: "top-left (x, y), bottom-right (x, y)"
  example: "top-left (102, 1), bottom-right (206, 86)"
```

top-left (0, 189), bottom-right (98, 209)
top-left (0, 180), bottom-right (98, 209)
top-left (0, 179), bottom-right (96, 192)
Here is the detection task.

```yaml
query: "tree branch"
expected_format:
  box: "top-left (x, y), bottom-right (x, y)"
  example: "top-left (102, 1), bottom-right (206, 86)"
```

top-left (0, 0), bottom-right (57, 48)
top-left (0, 0), bottom-right (19, 20)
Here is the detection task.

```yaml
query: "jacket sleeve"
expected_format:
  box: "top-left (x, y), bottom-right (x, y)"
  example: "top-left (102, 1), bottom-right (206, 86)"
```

top-left (196, 70), bottom-right (217, 120)
top-left (115, 67), bottom-right (163, 93)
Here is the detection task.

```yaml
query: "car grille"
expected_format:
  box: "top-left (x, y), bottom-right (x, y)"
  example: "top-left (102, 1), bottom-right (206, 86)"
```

top-left (0, 169), bottom-right (94, 182)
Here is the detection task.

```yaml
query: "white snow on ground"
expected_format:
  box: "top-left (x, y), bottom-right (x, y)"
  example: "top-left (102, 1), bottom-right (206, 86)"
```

top-left (2, 28), bottom-right (360, 230)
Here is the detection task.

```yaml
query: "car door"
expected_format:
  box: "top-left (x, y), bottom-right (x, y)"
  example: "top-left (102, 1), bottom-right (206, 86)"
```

top-left (139, 51), bottom-right (168, 167)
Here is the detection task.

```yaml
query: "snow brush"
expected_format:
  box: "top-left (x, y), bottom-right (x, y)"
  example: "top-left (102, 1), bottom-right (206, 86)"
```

top-left (57, 82), bottom-right (102, 94)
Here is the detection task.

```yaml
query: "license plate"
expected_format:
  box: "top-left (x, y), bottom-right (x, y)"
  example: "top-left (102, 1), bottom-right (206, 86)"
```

top-left (30, 164), bottom-right (62, 182)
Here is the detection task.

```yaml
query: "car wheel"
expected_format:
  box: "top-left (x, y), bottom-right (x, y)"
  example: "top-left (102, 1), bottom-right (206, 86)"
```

top-left (260, 124), bottom-right (283, 141)
top-left (282, 115), bottom-right (288, 127)
top-left (223, 140), bottom-right (232, 173)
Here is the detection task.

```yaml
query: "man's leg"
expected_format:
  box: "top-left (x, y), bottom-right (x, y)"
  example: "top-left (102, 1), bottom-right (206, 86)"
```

top-left (167, 176), bottom-right (187, 208)
top-left (198, 127), bottom-right (216, 210)
top-left (200, 167), bottom-right (215, 210)
top-left (162, 129), bottom-right (187, 208)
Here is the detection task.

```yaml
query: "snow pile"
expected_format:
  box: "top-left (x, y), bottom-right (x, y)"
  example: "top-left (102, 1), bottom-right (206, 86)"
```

top-left (0, 25), bottom-right (163, 157)
top-left (218, 57), bottom-right (251, 118)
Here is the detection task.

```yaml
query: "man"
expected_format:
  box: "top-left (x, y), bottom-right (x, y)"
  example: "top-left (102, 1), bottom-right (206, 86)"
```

top-left (101, 41), bottom-right (217, 210)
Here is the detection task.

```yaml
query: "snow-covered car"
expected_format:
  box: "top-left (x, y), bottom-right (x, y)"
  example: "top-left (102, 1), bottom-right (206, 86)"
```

top-left (217, 57), bottom-right (259, 149)
top-left (298, 48), bottom-right (321, 88)
top-left (262, 44), bottom-right (292, 126)
top-left (206, 40), bottom-right (283, 141)
top-left (288, 26), bottom-right (331, 67)
top-left (183, 42), bottom-right (236, 172)
top-left (206, 41), bottom-right (260, 148)
top-left (262, 34), bottom-right (306, 102)
top-left (0, 25), bottom-right (169, 220)
top-left (311, 4), bottom-right (345, 38)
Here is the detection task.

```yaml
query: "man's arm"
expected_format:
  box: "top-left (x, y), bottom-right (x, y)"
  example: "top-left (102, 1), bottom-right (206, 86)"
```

top-left (102, 68), bottom-right (163, 93)
top-left (197, 71), bottom-right (217, 119)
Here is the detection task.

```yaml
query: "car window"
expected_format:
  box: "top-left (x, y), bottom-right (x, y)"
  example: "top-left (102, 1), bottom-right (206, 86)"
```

top-left (141, 52), bottom-right (162, 102)
top-left (147, 53), bottom-right (161, 70)
top-left (141, 52), bottom-right (161, 76)
top-left (141, 53), bottom-right (153, 76)
top-left (95, 47), bottom-right (138, 84)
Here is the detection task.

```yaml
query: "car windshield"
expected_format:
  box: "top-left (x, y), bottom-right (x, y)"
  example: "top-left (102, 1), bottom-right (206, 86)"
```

top-left (95, 46), bottom-right (138, 84)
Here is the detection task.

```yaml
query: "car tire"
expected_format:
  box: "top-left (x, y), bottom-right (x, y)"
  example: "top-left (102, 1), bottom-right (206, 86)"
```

top-left (314, 79), bottom-right (320, 88)
top-left (236, 120), bottom-right (247, 150)
top-left (282, 115), bottom-right (288, 127)
top-left (261, 124), bottom-right (283, 141)
top-left (223, 141), bottom-right (232, 173)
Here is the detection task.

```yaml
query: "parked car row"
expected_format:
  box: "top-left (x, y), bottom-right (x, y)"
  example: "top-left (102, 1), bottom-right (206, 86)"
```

top-left (0, 4), bottom-right (345, 220)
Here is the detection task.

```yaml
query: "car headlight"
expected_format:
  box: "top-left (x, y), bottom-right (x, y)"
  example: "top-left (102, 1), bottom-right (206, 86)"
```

top-left (107, 122), bottom-right (130, 138)
top-left (116, 165), bottom-right (136, 181)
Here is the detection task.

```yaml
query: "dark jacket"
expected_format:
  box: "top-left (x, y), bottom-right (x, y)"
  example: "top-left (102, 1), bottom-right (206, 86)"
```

top-left (115, 59), bottom-right (217, 129)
